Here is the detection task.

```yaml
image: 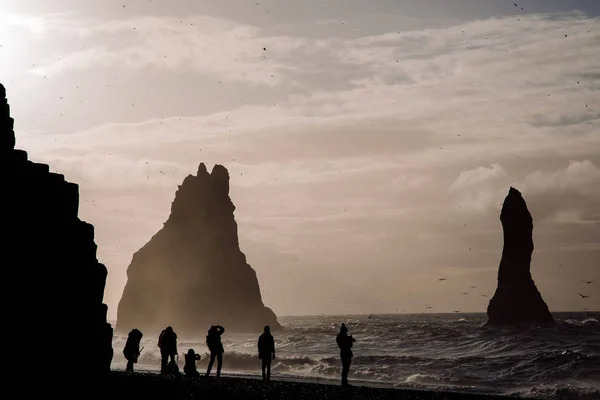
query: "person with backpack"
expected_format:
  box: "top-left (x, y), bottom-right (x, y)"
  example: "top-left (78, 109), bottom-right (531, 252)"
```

top-left (205, 325), bottom-right (225, 377)
top-left (183, 348), bottom-right (201, 377)
top-left (123, 329), bottom-right (143, 373)
top-left (257, 325), bottom-right (276, 381)
top-left (158, 326), bottom-right (178, 374)
top-left (336, 323), bottom-right (356, 387)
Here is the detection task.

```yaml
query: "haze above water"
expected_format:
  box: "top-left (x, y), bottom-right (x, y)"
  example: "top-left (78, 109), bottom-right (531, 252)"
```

top-left (1, 0), bottom-right (599, 318)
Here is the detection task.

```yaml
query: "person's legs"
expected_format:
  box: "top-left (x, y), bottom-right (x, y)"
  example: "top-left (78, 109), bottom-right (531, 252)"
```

top-left (161, 352), bottom-right (168, 373)
top-left (266, 358), bottom-right (271, 381)
top-left (216, 353), bottom-right (223, 377)
top-left (206, 352), bottom-right (215, 376)
top-left (341, 357), bottom-right (351, 386)
top-left (261, 359), bottom-right (266, 380)
top-left (126, 359), bottom-right (133, 373)
top-left (169, 353), bottom-right (176, 364)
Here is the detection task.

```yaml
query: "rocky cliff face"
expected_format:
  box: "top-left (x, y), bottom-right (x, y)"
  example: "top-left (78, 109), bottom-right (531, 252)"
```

top-left (1, 83), bottom-right (113, 375)
top-left (486, 187), bottom-right (554, 326)
top-left (116, 162), bottom-right (280, 335)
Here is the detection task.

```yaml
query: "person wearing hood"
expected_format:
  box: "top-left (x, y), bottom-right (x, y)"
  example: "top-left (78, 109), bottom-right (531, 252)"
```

top-left (123, 329), bottom-right (143, 373)
top-left (258, 325), bottom-right (276, 381)
top-left (335, 323), bottom-right (356, 387)
top-left (158, 326), bottom-right (178, 374)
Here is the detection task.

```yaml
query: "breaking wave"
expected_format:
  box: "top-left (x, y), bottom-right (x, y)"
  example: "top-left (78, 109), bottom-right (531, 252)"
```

top-left (111, 312), bottom-right (600, 399)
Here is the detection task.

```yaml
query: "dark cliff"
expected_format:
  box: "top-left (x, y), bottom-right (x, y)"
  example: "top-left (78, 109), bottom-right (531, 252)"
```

top-left (486, 187), bottom-right (554, 325)
top-left (1, 83), bottom-right (113, 378)
top-left (116, 162), bottom-right (280, 335)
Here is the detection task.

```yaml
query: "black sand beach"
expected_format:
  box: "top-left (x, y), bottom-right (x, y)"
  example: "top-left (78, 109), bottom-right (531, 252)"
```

top-left (97, 372), bottom-right (531, 400)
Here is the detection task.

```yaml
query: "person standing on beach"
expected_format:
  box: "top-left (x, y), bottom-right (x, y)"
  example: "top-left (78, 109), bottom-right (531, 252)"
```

top-left (123, 328), bottom-right (143, 373)
top-left (158, 326), bottom-right (178, 374)
top-left (258, 325), bottom-right (276, 381)
top-left (205, 325), bottom-right (225, 377)
top-left (336, 323), bottom-right (356, 387)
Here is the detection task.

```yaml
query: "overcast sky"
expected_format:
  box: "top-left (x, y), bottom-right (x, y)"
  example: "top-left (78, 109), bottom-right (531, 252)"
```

top-left (2, 0), bottom-right (599, 319)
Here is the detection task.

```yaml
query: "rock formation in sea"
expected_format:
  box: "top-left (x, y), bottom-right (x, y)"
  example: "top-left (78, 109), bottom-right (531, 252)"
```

top-left (486, 187), bottom-right (554, 325)
top-left (1, 83), bottom-right (114, 374)
top-left (116, 162), bottom-right (281, 335)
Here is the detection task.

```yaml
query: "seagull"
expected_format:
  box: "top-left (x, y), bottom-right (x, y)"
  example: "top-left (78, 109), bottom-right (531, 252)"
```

top-left (461, 292), bottom-right (469, 295)
top-left (368, 314), bottom-right (373, 319)
top-left (583, 280), bottom-right (593, 284)
top-left (480, 294), bottom-right (489, 298)
top-left (578, 293), bottom-right (589, 299)
top-left (469, 286), bottom-right (478, 289)
top-left (438, 278), bottom-right (447, 281)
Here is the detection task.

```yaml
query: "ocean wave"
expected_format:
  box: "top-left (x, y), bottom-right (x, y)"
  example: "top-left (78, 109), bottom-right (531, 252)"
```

top-left (515, 383), bottom-right (600, 400)
top-left (110, 312), bottom-right (600, 399)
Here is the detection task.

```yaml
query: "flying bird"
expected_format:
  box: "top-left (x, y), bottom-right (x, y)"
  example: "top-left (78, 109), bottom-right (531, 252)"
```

top-left (368, 314), bottom-right (373, 319)
top-left (438, 278), bottom-right (446, 281)
top-left (583, 280), bottom-right (593, 284)
top-left (578, 293), bottom-right (589, 299)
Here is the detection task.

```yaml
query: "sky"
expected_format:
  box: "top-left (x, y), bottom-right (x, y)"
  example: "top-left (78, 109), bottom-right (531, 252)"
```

top-left (1, 0), bottom-right (599, 319)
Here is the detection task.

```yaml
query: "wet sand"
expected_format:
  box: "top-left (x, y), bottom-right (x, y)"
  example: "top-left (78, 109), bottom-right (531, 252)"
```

top-left (95, 371), bottom-right (532, 399)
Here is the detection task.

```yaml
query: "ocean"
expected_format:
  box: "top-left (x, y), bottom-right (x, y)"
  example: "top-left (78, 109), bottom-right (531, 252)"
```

top-left (110, 312), bottom-right (600, 399)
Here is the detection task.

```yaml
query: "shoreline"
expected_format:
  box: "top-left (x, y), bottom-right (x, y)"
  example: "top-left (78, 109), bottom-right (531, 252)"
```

top-left (99, 370), bottom-right (532, 399)
top-left (115, 366), bottom-right (507, 393)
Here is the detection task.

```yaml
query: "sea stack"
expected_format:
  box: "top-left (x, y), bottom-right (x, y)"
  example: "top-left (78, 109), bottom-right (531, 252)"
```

top-left (1, 83), bottom-right (113, 375)
top-left (116, 162), bottom-right (281, 335)
top-left (486, 187), bottom-right (554, 325)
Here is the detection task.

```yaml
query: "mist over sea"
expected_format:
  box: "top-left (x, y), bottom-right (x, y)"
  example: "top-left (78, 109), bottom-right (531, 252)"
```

top-left (111, 312), bottom-right (599, 399)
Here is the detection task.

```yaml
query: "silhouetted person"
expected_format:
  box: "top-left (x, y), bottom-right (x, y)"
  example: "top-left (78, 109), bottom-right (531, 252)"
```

top-left (158, 326), bottom-right (178, 374)
top-left (336, 323), bottom-right (356, 387)
top-left (258, 325), bottom-right (276, 381)
top-left (205, 325), bottom-right (225, 377)
top-left (183, 349), bottom-right (201, 377)
top-left (123, 328), bottom-right (143, 373)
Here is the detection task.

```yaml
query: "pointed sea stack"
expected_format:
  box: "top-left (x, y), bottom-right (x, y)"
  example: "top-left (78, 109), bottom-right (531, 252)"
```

top-left (1, 83), bottom-right (113, 379)
top-left (486, 187), bottom-right (554, 326)
top-left (116, 162), bottom-right (281, 335)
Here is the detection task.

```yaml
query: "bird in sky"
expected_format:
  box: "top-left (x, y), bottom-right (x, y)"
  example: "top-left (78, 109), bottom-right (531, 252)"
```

top-left (578, 293), bottom-right (590, 299)
top-left (582, 280), bottom-right (593, 284)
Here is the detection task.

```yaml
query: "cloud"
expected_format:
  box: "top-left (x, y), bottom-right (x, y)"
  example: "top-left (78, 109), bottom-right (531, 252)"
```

top-left (28, 15), bottom-right (305, 86)
top-left (448, 160), bottom-right (600, 225)
top-left (6, 8), bottom-right (600, 315)
top-left (450, 163), bottom-right (507, 191)
top-left (519, 159), bottom-right (600, 196)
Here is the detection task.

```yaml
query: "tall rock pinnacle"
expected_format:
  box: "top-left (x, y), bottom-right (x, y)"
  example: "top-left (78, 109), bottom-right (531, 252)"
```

top-left (486, 187), bottom-right (554, 325)
top-left (116, 162), bottom-right (281, 335)
top-left (1, 83), bottom-right (114, 383)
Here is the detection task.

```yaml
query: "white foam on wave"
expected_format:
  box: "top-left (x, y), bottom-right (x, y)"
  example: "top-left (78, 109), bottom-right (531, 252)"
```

top-left (110, 313), bottom-right (600, 399)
